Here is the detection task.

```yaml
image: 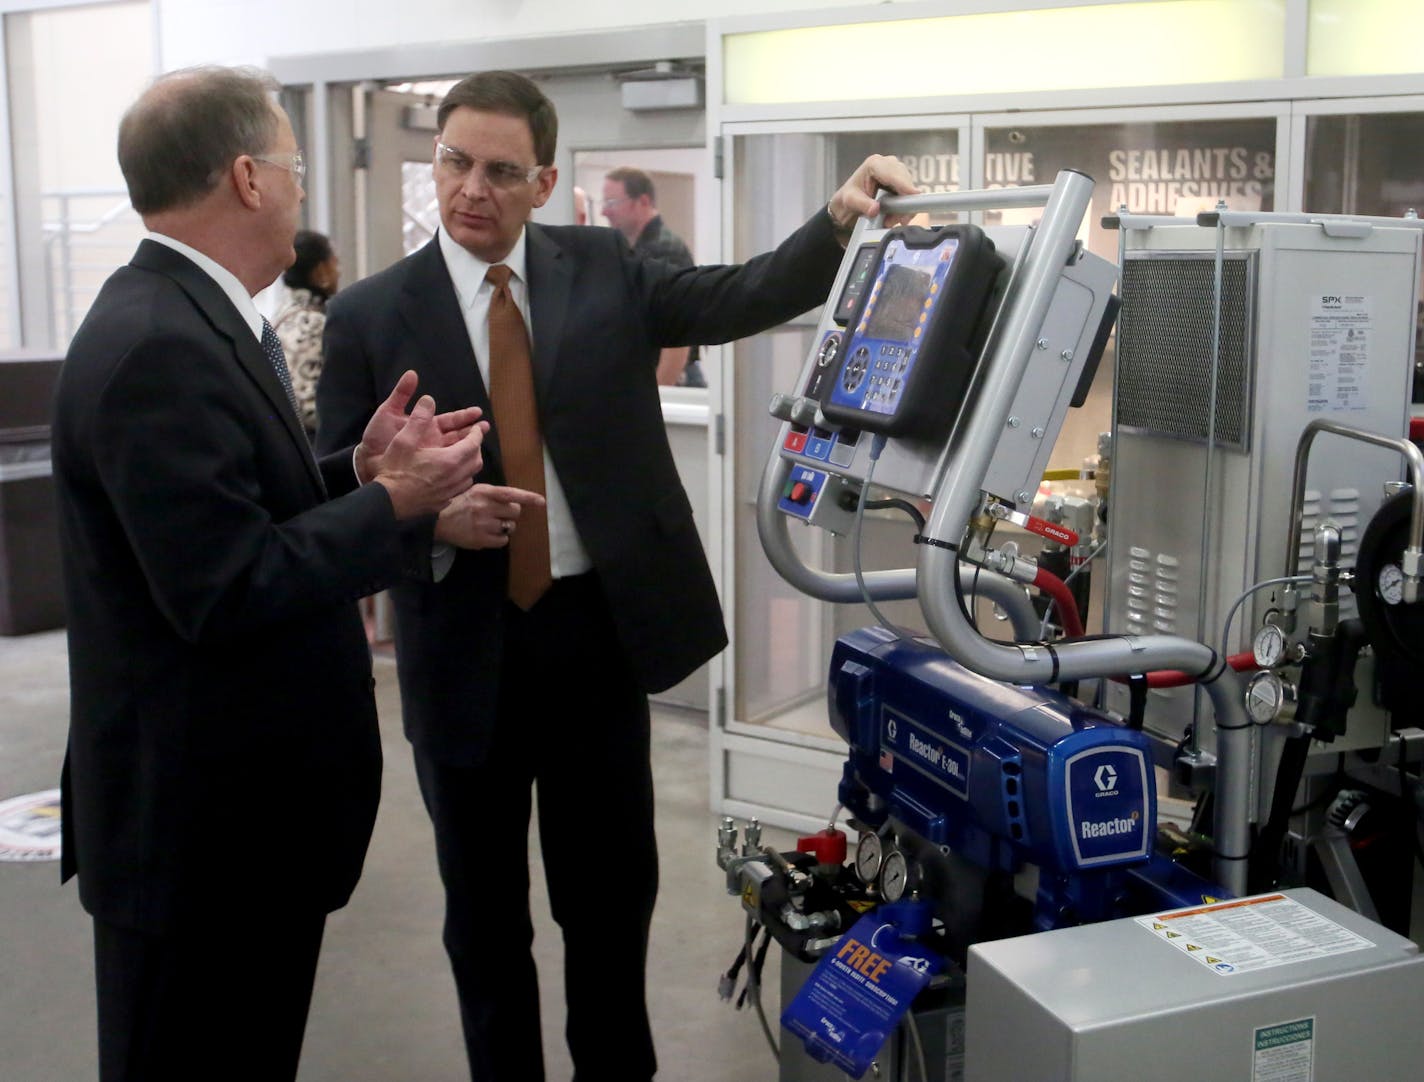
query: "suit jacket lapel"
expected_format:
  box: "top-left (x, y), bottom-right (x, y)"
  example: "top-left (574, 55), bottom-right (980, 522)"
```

top-left (395, 240), bottom-right (504, 469)
top-left (130, 240), bottom-right (323, 491)
top-left (525, 224), bottom-right (570, 403)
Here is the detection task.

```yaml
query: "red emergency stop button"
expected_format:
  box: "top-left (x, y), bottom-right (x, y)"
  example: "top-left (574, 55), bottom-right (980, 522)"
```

top-left (790, 481), bottom-right (812, 504)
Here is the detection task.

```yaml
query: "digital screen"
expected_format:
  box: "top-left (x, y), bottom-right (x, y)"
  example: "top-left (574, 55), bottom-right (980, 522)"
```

top-left (866, 264), bottom-right (933, 342)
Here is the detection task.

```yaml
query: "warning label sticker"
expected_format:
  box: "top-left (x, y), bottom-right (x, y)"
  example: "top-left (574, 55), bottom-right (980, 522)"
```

top-left (1133, 893), bottom-right (1373, 976)
top-left (1308, 294), bottom-right (1371, 414)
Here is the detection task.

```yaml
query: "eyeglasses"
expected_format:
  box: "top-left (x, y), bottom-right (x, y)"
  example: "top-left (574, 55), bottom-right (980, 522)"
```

top-left (599, 197), bottom-right (630, 214)
top-left (435, 142), bottom-right (543, 189)
top-left (255, 150), bottom-right (306, 185)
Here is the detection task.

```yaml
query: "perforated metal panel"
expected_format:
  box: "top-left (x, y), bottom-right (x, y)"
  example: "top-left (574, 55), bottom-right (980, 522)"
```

top-left (1117, 253), bottom-right (1255, 449)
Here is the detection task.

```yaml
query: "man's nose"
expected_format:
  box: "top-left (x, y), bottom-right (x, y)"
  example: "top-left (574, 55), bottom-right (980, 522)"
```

top-left (460, 167), bottom-right (492, 199)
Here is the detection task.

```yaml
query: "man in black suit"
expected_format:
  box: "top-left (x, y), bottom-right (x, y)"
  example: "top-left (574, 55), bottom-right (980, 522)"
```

top-left (51, 66), bottom-right (488, 1082)
top-left (317, 70), bottom-right (914, 1081)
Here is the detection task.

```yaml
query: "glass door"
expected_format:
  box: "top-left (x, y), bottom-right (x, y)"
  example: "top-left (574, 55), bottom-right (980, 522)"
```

top-left (715, 117), bottom-right (969, 831)
top-left (1293, 96), bottom-right (1424, 403)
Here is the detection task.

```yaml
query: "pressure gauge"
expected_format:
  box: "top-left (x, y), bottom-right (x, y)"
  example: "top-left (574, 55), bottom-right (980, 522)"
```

top-left (1378, 563), bottom-right (1405, 606)
top-left (1252, 623), bottom-right (1287, 669)
top-left (1245, 670), bottom-right (1287, 724)
top-left (879, 849), bottom-right (914, 902)
top-left (854, 832), bottom-right (883, 885)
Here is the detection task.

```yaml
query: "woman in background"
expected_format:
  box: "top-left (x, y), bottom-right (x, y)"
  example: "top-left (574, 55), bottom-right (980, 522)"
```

top-left (273, 229), bottom-right (340, 437)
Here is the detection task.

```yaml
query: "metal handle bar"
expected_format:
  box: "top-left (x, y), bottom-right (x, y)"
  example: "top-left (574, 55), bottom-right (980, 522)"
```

top-left (878, 183), bottom-right (1060, 217)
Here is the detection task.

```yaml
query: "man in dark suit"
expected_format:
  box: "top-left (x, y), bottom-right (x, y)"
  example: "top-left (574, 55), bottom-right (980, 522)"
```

top-left (317, 70), bottom-right (914, 1081)
top-left (51, 66), bottom-right (488, 1082)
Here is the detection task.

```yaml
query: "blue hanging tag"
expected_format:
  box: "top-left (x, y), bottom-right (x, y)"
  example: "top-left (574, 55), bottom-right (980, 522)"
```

top-left (780, 902), bottom-right (941, 1078)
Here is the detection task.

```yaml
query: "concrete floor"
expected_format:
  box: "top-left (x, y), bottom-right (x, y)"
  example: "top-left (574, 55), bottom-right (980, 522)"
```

top-left (0, 629), bottom-right (790, 1081)
top-left (9, 626), bottom-right (1423, 1081)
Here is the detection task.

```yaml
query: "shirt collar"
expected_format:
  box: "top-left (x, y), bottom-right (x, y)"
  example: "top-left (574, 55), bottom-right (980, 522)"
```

top-left (438, 226), bottom-right (529, 309)
top-left (144, 231), bottom-right (264, 341)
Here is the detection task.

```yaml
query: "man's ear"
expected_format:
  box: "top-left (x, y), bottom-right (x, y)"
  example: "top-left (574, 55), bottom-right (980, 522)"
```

top-left (230, 155), bottom-right (263, 211)
top-left (531, 164), bottom-right (558, 210)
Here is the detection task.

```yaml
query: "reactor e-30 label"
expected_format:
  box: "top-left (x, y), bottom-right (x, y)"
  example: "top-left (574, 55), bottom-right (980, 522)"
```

top-left (880, 705), bottom-right (970, 800)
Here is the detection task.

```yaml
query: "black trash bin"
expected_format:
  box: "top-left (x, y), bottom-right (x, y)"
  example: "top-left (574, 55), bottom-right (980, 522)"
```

top-left (0, 353), bottom-right (65, 635)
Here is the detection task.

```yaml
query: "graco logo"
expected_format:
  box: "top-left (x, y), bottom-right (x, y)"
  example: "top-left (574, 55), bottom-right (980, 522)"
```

top-left (1094, 764), bottom-right (1118, 792)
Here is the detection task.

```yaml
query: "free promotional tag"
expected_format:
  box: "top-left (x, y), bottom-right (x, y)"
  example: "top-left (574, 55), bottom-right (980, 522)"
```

top-left (781, 905), bottom-right (940, 1078)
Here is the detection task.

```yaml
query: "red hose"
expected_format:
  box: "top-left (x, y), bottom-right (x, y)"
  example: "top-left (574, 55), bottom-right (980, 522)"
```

top-left (1126, 651), bottom-right (1258, 689)
top-left (1034, 566), bottom-right (1084, 638)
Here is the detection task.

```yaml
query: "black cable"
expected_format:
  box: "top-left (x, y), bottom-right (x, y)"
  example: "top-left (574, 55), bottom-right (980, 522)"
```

top-left (718, 928), bottom-right (750, 1001)
top-left (862, 496), bottom-right (927, 533)
top-left (952, 520), bottom-right (997, 634)
top-left (738, 924), bottom-right (775, 1010)
top-left (1248, 733), bottom-right (1313, 893)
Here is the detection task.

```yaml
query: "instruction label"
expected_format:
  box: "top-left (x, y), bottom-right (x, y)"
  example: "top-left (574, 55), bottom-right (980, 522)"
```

top-left (1308, 294), bottom-right (1371, 413)
top-left (1133, 893), bottom-right (1373, 976)
top-left (1253, 1017), bottom-right (1314, 1082)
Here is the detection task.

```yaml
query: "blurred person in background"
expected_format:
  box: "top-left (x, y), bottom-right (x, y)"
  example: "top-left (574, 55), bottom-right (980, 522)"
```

top-left (600, 166), bottom-right (705, 387)
top-left (273, 228), bottom-right (340, 436)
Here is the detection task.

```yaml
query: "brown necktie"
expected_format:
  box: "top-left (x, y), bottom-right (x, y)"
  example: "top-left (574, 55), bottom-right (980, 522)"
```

top-left (486, 264), bottom-right (551, 609)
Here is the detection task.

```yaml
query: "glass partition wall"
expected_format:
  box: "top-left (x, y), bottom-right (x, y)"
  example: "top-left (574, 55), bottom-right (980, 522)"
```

top-left (729, 128), bottom-right (962, 746)
top-left (1300, 102), bottom-right (1424, 401)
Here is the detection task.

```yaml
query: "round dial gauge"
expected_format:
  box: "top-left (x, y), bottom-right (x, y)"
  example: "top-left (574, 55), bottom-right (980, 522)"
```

top-left (1378, 563), bottom-right (1405, 606)
top-left (1245, 670), bottom-right (1286, 724)
top-left (1252, 623), bottom-right (1287, 669)
top-left (854, 833), bottom-right (883, 885)
top-left (879, 849), bottom-right (912, 902)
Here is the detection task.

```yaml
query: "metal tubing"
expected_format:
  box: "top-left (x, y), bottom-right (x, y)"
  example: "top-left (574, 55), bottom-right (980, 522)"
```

top-left (755, 455), bottom-right (1041, 641)
top-left (1103, 212), bottom-right (1198, 231)
top-left (1207, 673), bottom-right (1252, 895)
top-left (1282, 419), bottom-right (1424, 603)
top-left (904, 170), bottom-right (1255, 890)
top-left (880, 184), bottom-right (1056, 216)
top-left (1201, 208), bottom-right (1424, 232)
top-left (757, 453), bottom-right (916, 603)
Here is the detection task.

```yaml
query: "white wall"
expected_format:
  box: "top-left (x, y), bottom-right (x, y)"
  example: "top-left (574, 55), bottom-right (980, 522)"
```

top-left (155, 0), bottom-right (867, 70)
top-left (26, 0), bottom-right (150, 191)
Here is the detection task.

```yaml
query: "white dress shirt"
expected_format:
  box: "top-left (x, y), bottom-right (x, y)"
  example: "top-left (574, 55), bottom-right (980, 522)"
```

top-left (145, 231), bottom-right (264, 342)
top-left (438, 226), bottom-right (592, 579)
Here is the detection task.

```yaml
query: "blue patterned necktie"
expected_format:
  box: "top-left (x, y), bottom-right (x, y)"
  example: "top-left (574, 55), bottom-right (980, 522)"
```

top-left (260, 316), bottom-right (302, 419)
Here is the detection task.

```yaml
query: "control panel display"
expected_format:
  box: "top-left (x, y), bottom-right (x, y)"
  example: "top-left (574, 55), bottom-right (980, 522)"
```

top-left (820, 224), bottom-right (1000, 439)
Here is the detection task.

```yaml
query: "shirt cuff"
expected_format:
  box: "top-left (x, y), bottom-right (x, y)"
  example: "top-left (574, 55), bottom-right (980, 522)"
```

top-left (431, 542), bottom-right (455, 583)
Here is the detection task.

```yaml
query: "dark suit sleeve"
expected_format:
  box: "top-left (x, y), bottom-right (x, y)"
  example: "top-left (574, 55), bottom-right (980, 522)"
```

top-left (316, 303), bottom-right (382, 456)
top-left (318, 292), bottom-right (443, 578)
top-left (91, 329), bottom-right (415, 645)
top-left (636, 206), bottom-right (843, 348)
